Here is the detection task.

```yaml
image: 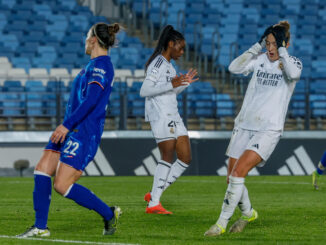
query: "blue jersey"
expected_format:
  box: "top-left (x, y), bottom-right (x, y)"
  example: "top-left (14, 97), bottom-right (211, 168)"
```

top-left (45, 55), bottom-right (114, 171)
top-left (64, 55), bottom-right (114, 142)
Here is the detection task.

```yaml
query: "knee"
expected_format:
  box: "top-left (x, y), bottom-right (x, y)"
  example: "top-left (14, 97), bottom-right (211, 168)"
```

top-left (178, 155), bottom-right (191, 164)
top-left (161, 152), bottom-right (174, 163)
top-left (53, 179), bottom-right (67, 196)
top-left (231, 167), bottom-right (246, 178)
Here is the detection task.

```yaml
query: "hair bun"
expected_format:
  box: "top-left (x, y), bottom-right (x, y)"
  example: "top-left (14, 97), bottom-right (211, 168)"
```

top-left (108, 23), bottom-right (120, 34)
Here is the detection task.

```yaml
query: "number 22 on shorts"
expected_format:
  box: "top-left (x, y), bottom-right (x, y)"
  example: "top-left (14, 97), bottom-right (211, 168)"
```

top-left (63, 139), bottom-right (80, 156)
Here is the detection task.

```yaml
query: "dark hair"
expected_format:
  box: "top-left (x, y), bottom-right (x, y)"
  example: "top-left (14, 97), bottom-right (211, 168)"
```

top-left (91, 22), bottom-right (120, 49)
top-left (145, 25), bottom-right (184, 71)
top-left (273, 20), bottom-right (291, 43)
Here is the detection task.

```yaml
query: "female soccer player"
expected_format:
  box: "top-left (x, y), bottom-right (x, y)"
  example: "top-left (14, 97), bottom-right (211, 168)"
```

top-left (140, 25), bottom-right (198, 214)
top-left (205, 21), bottom-right (302, 236)
top-left (18, 22), bottom-right (121, 237)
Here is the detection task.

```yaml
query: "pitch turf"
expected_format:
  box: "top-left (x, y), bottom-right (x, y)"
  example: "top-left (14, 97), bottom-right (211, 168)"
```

top-left (0, 176), bottom-right (325, 245)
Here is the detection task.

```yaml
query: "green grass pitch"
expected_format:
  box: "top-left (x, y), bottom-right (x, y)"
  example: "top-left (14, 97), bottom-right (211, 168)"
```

top-left (0, 176), bottom-right (325, 245)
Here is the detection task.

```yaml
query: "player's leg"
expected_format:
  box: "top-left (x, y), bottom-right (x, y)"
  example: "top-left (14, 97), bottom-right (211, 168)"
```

top-left (17, 150), bottom-right (59, 238)
top-left (205, 150), bottom-right (261, 236)
top-left (227, 156), bottom-right (257, 233)
top-left (146, 139), bottom-right (175, 214)
top-left (312, 151), bottom-right (326, 189)
top-left (54, 162), bottom-right (121, 235)
top-left (163, 135), bottom-right (191, 191)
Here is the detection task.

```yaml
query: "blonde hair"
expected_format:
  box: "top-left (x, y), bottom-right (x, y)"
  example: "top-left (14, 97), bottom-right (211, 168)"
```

top-left (274, 20), bottom-right (291, 43)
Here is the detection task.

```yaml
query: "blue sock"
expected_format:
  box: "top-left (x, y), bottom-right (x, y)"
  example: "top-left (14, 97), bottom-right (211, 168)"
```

top-left (65, 183), bottom-right (113, 221)
top-left (33, 173), bottom-right (52, 229)
top-left (317, 151), bottom-right (326, 175)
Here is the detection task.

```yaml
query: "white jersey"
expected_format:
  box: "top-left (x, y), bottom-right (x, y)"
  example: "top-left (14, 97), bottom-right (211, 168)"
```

top-left (229, 43), bottom-right (302, 132)
top-left (140, 55), bottom-right (188, 122)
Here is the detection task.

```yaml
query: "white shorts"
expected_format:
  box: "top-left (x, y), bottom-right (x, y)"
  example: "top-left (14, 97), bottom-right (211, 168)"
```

top-left (226, 127), bottom-right (281, 167)
top-left (150, 118), bottom-right (188, 143)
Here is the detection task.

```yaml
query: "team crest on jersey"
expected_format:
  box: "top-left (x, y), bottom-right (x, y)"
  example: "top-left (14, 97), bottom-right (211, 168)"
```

top-left (170, 127), bottom-right (174, 134)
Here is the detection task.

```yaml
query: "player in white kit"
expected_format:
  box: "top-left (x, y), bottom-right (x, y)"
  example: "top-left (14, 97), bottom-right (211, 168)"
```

top-left (140, 25), bottom-right (198, 214)
top-left (205, 21), bottom-right (302, 236)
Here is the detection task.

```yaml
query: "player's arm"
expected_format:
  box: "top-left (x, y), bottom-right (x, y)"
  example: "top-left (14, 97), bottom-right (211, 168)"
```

top-left (50, 83), bottom-right (104, 144)
top-left (273, 28), bottom-right (302, 81)
top-left (140, 66), bottom-right (188, 97)
top-left (278, 49), bottom-right (302, 82)
top-left (62, 83), bottom-right (103, 131)
top-left (229, 26), bottom-right (273, 75)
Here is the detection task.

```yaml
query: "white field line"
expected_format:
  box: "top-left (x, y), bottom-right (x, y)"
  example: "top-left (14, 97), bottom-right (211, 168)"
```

top-left (0, 235), bottom-right (139, 245)
top-left (177, 179), bottom-right (311, 185)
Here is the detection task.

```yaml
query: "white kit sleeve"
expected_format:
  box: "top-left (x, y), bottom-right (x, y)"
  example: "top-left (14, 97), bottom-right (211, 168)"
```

top-left (173, 83), bottom-right (189, 95)
top-left (278, 47), bottom-right (303, 82)
top-left (228, 42), bottom-right (262, 76)
top-left (140, 66), bottom-right (173, 97)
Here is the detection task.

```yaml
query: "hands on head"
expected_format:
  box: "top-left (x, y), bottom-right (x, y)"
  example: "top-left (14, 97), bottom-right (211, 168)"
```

top-left (172, 68), bottom-right (199, 88)
top-left (259, 25), bottom-right (287, 49)
top-left (271, 26), bottom-right (287, 48)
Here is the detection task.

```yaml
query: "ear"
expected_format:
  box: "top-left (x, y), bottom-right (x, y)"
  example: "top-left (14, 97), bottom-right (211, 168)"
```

top-left (286, 42), bottom-right (290, 49)
top-left (168, 40), bottom-right (174, 48)
top-left (90, 36), bottom-right (97, 44)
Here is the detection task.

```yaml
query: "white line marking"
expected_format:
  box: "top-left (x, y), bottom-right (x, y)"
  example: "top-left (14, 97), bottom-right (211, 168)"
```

top-left (0, 235), bottom-right (139, 245)
top-left (177, 179), bottom-right (311, 185)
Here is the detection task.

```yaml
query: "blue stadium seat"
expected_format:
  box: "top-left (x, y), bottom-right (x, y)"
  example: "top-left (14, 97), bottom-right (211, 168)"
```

top-left (3, 80), bottom-right (24, 92)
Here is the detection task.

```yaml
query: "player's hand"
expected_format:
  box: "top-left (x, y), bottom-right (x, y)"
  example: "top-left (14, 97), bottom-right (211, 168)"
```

top-left (259, 25), bottom-right (273, 48)
top-left (272, 26), bottom-right (287, 49)
top-left (185, 68), bottom-right (199, 84)
top-left (51, 124), bottom-right (69, 144)
top-left (171, 74), bottom-right (189, 88)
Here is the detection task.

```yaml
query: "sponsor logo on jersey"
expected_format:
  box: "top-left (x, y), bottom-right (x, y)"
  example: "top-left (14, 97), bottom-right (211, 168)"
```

top-left (93, 67), bottom-right (106, 74)
top-left (92, 73), bottom-right (104, 79)
top-left (256, 69), bottom-right (283, 87)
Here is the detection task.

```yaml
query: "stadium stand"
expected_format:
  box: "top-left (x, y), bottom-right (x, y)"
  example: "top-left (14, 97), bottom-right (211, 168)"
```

top-left (0, 0), bottom-right (324, 130)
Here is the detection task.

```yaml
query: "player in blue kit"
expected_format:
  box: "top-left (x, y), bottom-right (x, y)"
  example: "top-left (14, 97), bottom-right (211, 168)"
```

top-left (17, 22), bottom-right (121, 238)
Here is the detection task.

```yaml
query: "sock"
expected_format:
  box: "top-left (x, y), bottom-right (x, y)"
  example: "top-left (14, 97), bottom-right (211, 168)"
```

top-left (163, 159), bottom-right (188, 191)
top-left (65, 183), bottom-right (113, 221)
top-left (216, 175), bottom-right (245, 229)
top-left (33, 171), bottom-right (52, 229)
top-left (148, 160), bottom-right (171, 207)
top-left (317, 152), bottom-right (326, 175)
top-left (238, 185), bottom-right (253, 217)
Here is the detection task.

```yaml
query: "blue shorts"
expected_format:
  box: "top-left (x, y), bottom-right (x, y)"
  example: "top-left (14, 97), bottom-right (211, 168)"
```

top-left (45, 132), bottom-right (99, 171)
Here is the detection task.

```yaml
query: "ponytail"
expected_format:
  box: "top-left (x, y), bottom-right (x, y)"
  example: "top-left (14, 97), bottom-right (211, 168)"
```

top-left (145, 25), bottom-right (184, 71)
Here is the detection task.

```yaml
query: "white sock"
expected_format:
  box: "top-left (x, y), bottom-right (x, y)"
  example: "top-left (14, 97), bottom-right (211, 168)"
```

top-left (148, 160), bottom-right (171, 207)
top-left (163, 159), bottom-right (188, 191)
top-left (238, 185), bottom-right (253, 217)
top-left (217, 175), bottom-right (245, 229)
